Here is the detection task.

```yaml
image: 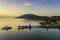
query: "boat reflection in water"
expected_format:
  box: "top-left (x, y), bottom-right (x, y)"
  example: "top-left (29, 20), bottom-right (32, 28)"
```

top-left (1, 24), bottom-right (60, 31)
top-left (1, 26), bottom-right (12, 31)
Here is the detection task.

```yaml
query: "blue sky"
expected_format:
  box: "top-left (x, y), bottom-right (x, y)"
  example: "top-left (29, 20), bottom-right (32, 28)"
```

top-left (0, 0), bottom-right (60, 16)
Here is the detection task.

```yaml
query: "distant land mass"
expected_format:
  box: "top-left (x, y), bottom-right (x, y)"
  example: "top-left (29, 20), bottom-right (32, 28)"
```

top-left (16, 14), bottom-right (60, 21)
top-left (16, 14), bottom-right (49, 21)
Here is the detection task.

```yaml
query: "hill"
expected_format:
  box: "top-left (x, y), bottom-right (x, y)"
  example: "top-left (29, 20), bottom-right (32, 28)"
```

top-left (16, 14), bottom-right (48, 20)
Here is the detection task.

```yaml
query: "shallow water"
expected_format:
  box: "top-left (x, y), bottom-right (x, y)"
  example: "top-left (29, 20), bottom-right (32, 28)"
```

top-left (0, 18), bottom-right (60, 40)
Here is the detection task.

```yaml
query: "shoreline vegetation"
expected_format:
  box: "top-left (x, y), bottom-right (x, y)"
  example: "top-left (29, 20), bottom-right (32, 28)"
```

top-left (16, 14), bottom-right (60, 28)
top-left (16, 14), bottom-right (60, 21)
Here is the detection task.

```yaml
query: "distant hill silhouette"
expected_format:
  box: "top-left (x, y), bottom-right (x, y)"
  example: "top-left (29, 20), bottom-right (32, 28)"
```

top-left (16, 14), bottom-right (48, 20)
top-left (16, 14), bottom-right (60, 21)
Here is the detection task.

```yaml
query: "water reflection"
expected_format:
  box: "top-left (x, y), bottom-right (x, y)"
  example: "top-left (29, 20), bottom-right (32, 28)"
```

top-left (0, 19), bottom-right (60, 40)
top-left (1, 25), bottom-right (60, 32)
top-left (1, 28), bottom-right (60, 40)
top-left (1, 28), bottom-right (12, 31)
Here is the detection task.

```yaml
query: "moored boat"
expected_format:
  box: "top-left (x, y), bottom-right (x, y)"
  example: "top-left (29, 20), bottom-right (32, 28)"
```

top-left (2, 26), bottom-right (12, 30)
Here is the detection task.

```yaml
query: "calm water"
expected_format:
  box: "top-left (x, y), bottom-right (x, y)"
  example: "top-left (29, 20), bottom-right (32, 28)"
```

top-left (0, 18), bottom-right (60, 40)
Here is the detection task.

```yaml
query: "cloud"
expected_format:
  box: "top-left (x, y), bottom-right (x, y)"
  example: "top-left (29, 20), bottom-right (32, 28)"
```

top-left (23, 2), bottom-right (32, 7)
top-left (7, 5), bottom-right (19, 9)
top-left (6, 2), bottom-right (33, 9)
top-left (40, 0), bottom-right (48, 3)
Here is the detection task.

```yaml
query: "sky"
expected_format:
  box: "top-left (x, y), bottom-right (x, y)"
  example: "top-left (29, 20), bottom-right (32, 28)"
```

top-left (0, 0), bottom-right (60, 17)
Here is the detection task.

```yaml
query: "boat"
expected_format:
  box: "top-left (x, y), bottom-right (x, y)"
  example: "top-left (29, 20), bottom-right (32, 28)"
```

top-left (2, 26), bottom-right (12, 30)
top-left (18, 24), bottom-right (32, 29)
top-left (18, 26), bottom-right (24, 29)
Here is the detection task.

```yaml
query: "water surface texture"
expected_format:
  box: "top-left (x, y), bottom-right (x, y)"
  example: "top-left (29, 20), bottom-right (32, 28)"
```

top-left (0, 18), bottom-right (60, 40)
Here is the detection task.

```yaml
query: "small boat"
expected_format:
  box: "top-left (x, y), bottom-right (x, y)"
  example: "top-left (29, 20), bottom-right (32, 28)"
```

top-left (2, 26), bottom-right (12, 30)
top-left (18, 24), bottom-right (32, 29)
top-left (18, 26), bottom-right (24, 29)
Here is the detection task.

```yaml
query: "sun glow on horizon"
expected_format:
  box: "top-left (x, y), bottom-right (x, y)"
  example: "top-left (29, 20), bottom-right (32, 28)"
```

top-left (0, 0), bottom-right (60, 17)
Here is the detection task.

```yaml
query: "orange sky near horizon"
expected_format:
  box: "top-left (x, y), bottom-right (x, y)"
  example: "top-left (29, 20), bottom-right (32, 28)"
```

top-left (0, 0), bottom-right (60, 17)
top-left (0, 6), bottom-right (60, 17)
